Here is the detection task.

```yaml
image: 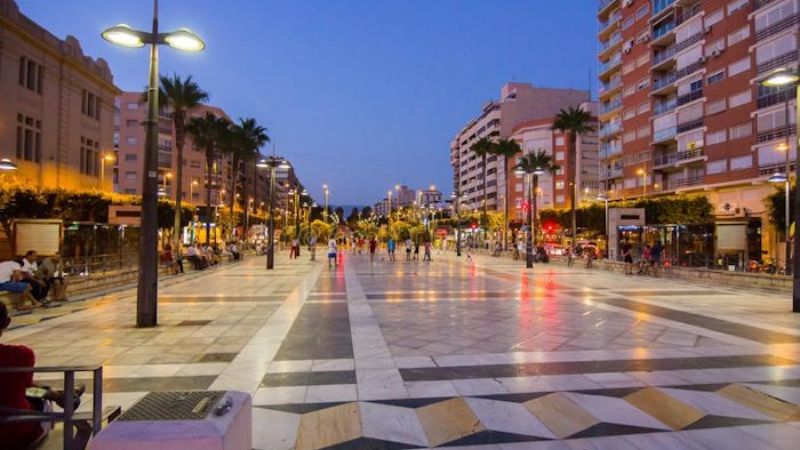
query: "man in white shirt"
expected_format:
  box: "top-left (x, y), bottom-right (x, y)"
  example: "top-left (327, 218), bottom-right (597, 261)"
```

top-left (0, 260), bottom-right (37, 310)
top-left (328, 238), bottom-right (338, 268)
top-left (19, 251), bottom-right (48, 304)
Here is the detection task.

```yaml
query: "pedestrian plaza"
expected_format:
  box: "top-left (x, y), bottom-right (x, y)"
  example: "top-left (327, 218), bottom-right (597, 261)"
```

top-left (6, 251), bottom-right (800, 450)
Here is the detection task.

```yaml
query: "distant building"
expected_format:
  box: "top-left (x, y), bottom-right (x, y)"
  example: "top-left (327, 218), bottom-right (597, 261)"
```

top-left (450, 82), bottom-right (591, 219)
top-left (0, 0), bottom-right (120, 191)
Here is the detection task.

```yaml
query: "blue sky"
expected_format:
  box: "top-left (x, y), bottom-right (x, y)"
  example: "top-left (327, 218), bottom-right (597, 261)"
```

top-left (20, 0), bottom-right (597, 205)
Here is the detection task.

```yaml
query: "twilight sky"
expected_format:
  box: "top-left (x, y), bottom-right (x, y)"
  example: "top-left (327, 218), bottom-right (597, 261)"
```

top-left (21, 0), bottom-right (596, 205)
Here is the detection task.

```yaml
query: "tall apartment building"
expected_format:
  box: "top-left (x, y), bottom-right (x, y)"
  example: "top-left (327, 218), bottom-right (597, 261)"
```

top-left (597, 0), bottom-right (799, 261)
top-left (508, 102), bottom-right (600, 222)
top-left (0, 0), bottom-right (120, 191)
top-left (450, 82), bottom-right (592, 220)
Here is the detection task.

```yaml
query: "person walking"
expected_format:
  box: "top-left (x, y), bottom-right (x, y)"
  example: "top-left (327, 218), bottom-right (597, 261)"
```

top-left (387, 237), bottom-right (396, 262)
top-left (309, 235), bottom-right (317, 261)
top-left (405, 237), bottom-right (413, 261)
top-left (413, 239), bottom-right (420, 261)
top-left (327, 238), bottom-right (338, 268)
top-left (423, 240), bottom-right (432, 262)
top-left (621, 240), bottom-right (634, 275)
top-left (651, 240), bottom-right (663, 277)
top-left (369, 237), bottom-right (377, 263)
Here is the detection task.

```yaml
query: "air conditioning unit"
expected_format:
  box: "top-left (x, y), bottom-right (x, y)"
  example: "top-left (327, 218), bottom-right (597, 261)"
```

top-left (643, 34), bottom-right (651, 42)
top-left (623, 46), bottom-right (632, 54)
top-left (624, 0), bottom-right (634, 7)
top-left (704, 25), bottom-right (713, 34)
top-left (710, 49), bottom-right (723, 57)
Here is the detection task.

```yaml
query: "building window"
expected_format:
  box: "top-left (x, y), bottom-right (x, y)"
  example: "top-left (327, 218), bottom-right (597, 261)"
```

top-left (706, 160), bottom-right (727, 175)
top-left (555, 137), bottom-right (565, 146)
top-left (624, 109), bottom-right (636, 120)
top-left (727, 26), bottom-right (750, 47)
top-left (126, 119), bottom-right (139, 127)
top-left (705, 8), bottom-right (724, 27)
top-left (730, 155), bottom-right (752, 170)
top-left (125, 153), bottom-right (138, 161)
top-left (728, 90), bottom-right (751, 108)
top-left (18, 57), bottom-right (43, 94)
top-left (636, 77), bottom-right (650, 91)
top-left (727, 57), bottom-right (751, 77)
top-left (636, 4), bottom-right (649, 20)
top-left (555, 151), bottom-right (565, 161)
top-left (126, 136), bottom-right (138, 146)
top-left (729, 122), bottom-right (752, 140)
top-left (727, 0), bottom-right (748, 15)
top-left (80, 137), bottom-right (100, 176)
top-left (82, 90), bottom-right (101, 120)
top-left (555, 194), bottom-right (565, 203)
top-left (706, 38), bottom-right (725, 57)
top-left (555, 181), bottom-right (565, 189)
top-left (707, 130), bottom-right (727, 145)
top-left (15, 114), bottom-right (42, 163)
top-left (707, 98), bottom-right (726, 115)
top-left (637, 126), bottom-right (650, 138)
top-left (637, 101), bottom-right (650, 114)
top-left (126, 102), bottom-right (139, 110)
top-left (707, 70), bottom-right (725, 85)
top-left (636, 53), bottom-right (649, 68)
top-left (125, 172), bottom-right (137, 181)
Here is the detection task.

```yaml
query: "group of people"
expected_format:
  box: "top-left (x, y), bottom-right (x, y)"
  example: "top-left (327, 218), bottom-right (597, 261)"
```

top-left (181, 242), bottom-right (241, 271)
top-left (0, 251), bottom-right (68, 311)
top-left (621, 239), bottom-right (664, 275)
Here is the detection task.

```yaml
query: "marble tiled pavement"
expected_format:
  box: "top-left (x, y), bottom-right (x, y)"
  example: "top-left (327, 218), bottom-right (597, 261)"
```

top-left (6, 251), bottom-right (800, 449)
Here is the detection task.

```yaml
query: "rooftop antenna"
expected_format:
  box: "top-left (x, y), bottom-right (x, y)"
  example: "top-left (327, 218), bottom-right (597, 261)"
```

top-left (587, 67), bottom-right (593, 102)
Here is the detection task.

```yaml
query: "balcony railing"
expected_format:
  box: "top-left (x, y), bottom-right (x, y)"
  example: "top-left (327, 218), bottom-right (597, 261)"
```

top-left (676, 4), bottom-right (703, 25)
top-left (654, 99), bottom-right (678, 115)
top-left (756, 13), bottom-right (800, 41)
top-left (755, 0), bottom-right (777, 10)
top-left (599, 0), bottom-right (619, 12)
top-left (676, 117), bottom-right (704, 134)
top-left (677, 88), bottom-right (704, 106)
top-left (600, 143), bottom-right (623, 158)
top-left (758, 90), bottom-right (793, 108)
top-left (673, 31), bottom-right (704, 53)
top-left (675, 59), bottom-right (705, 80)
top-left (601, 98), bottom-right (623, 114)
top-left (757, 52), bottom-right (798, 76)
top-left (670, 175), bottom-right (704, 188)
top-left (603, 166), bottom-right (624, 178)
top-left (757, 125), bottom-right (797, 143)
top-left (653, 0), bottom-right (676, 16)
top-left (600, 56), bottom-right (622, 75)
top-left (600, 12), bottom-right (622, 31)
top-left (653, 72), bottom-right (678, 91)
top-left (654, 148), bottom-right (704, 167)
top-left (600, 33), bottom-right (622, 53)
top-left (599, 122), bottom-right (623, 138)
top-left (653, 45), bottom-right (677, 66)
top-left (653, 21), bottom-right (676, 40)
top-left (654, 126), bottom-right (678, 142)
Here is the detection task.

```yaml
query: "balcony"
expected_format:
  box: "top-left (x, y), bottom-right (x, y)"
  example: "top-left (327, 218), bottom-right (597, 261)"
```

top-left (603, 166), bottom-right (624, 179)
top-left (599, 33), bottom-right (622, 56)
top-left (670, 175), bottom-right (704, 189)
top-left (600, 143), bottom-right (623, 159)
top-left (654, 148), bottom-right (704, 168)
top-left (676, 117), bottom-right (704, 134)
top-left (652, 21), bottom-right (676, 44)
top-left (599, 78), bottom-right (623, 99)
top-left (758, 89), bottom-right (793, 109)
top-left (755, 0), bottom-right (777, 10)
top-left (598, 0), bottom-right (620, 15)
top-left (675, 3), bottom-right (702, 26)
top-left (757, 125), bottom-right (797, 144)
top-left (654, 126), bottom-right (678, 143)
top-left (653, 0), bottom-right (676, 18)
top-left (756, 13), bottom-right (800, 42)
top-left (599, 12), bottom-right (622, 36)
top-left (654, 99), bottom-right (678, 115)
top-left (673, 31), bottom-right (704, 54)
top-left (600, 98), bottom-right (623, 115)
top-left (599, 55), bottom-right (622, 78)
top-left (757, 51), bottom-right (798, 76)
top-left (652, 72), bottom-right (678, 94)
top-left (599, 122), bottom-right (623, 138)
top-left (677, 88), bottom-right (703, 106)
top-left (675, 58), bottom-right (705, 80)
top-left (652, 46), bottom-right (677, 70)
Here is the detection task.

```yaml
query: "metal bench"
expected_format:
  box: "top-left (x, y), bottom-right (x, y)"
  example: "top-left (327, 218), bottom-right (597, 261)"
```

top-left (0, 365), bottom-right (120, 450)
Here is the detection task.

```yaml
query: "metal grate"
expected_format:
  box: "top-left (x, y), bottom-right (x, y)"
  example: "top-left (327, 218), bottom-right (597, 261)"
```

top-left (118, 391), bottom-right (225, 421)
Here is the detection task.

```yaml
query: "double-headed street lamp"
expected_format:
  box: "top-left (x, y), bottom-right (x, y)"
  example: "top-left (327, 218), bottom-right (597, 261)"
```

top-left (514, 165), bottom-right (545, 269)
top-left (102, 0), bottom-right (205, 327)
top-left (257, 156), bottom-right (290, 270)
top-left (762, 67), bottom-right (800, 312)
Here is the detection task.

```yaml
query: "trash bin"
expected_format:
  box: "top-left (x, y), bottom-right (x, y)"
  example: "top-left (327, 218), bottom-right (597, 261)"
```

top-left (89, 391), bottom-right (251, 450)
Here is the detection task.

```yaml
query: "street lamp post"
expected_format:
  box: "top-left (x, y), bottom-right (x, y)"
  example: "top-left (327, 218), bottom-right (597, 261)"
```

top-left (322, 184), bottom-right (329, 223)
top-left (100, 153), bottom-right (114, 189)
top-left (257, 156), bottom-right (290, 270)
top-left (597, 193), bottom-right (610, 259)
top-left (637, 167), bottom-right (647, 198)
top-left (515, 166), bottom-right (545, 268)
top-left (762, 66), bottom-right (800, 312)
top-left (102, 0), bottom-right (205, 327)
top-left (190, 179), bottom-right (198, 204)
top-left (387, 190), bottom-right (393, 222)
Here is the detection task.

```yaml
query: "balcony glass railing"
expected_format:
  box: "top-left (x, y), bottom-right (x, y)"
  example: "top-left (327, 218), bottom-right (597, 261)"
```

top-left (600, 78), bottom-right (622, 95)
top-left (654, 99), bottom-right (677, 115)
top-left (599, 34), bottom-right (622, 52)
top-left (652, 72), bottom-right (677, 91)
top-left (677, 88), bottom-right (704, 106)
top-left (600, 122), bottom-right (623, 138)
top-left (653, 46), bottom-right (677, 66)
top-left (599, 12), bottom-right (621, 31)
top-left (653, 0), bottom-right (676, 15)
top-left (601, 98), bottom-right (623, 114)
top-left (654, 126), bottom-right (677, 142)
top-left (599, 0), bottom-right (619, 11)
top-left (600, 143), bottom-right (623, 159)
top-left (653, 21), bottom-right (676, 40)
top-left (600, 56), bottom-right (622, 74)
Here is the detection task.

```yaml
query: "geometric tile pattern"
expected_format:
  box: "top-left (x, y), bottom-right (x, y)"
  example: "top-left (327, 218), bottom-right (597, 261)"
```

top-left (274, 382), bottom-right (800, 449)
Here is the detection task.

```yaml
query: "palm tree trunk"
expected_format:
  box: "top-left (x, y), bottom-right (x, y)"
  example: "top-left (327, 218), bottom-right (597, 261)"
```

top-left (482, 154), bottom-right (488, 246)
top-left (173, 119), bottom-right (185, 251)
top-left (206, 151), bottom-right (213, 245)
top-left (503, 157), bottom-right (509, 250)
top-left (569, 132), bottom-right (577, 255)
top-left (230, 155), bottom-right (238, 241)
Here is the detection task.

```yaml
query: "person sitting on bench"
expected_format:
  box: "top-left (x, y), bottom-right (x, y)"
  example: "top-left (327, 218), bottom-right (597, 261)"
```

top-left (18, 251), bottom-right (49, 306)
top-left (0, 260), bottom-right (38, 311)
top-left (0, 303), bottom-right (86, 449)
top-left (37, 254), bottom-right (69, 302)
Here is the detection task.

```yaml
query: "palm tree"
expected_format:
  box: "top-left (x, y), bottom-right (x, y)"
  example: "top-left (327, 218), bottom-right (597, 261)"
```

top-left (490, 138), bottom-right (522, 249)
top-left (470, 136), bottom-right (495, 234)
top-left (553, 106), bottom-right (595, 256)
top-left (515, 150), bottom-right (559, 268)
top-left (157, 74), bottom-right (208, 250)
top-left (187, 112), bottom-right (230, 244)
top-left (237, 118), bottom-right (270, 213)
